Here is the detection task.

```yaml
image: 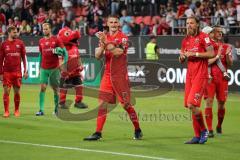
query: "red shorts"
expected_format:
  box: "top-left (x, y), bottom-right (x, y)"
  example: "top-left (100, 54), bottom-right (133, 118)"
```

top-left (206, 76), bottom-right (228, 102)
top-left (99, 73), bottom-right (131, 105)
top-left (184, 77), bottom-right (207, 108)
top-left (3, 72), bottom-right (22, 88)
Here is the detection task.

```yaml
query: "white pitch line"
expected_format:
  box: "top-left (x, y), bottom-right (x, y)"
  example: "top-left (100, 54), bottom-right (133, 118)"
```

top-left (0, 140), bottom-right (175, 160)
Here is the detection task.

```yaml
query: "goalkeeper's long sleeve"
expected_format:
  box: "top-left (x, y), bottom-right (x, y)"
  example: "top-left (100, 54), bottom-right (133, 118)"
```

top-left (38, 53), bottom-right (42, 69)
top-left (62, 47), bottom-right (69, 65)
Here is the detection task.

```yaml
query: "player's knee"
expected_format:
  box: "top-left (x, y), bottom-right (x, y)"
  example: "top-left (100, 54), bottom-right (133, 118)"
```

top-left (206, 98), bottom-right (214, 107)
top-left (218, 101), bottom-right (225, 109)
top-left (40, 85), bottom-right (47, 92)
top-left (123, 103), bottom-right (131, 110)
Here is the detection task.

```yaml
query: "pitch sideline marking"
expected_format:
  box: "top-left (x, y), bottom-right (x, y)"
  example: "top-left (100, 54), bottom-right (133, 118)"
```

top-left (0, 140), bottom-right (175, 160)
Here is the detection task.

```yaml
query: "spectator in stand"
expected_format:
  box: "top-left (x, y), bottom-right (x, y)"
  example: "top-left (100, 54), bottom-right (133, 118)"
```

top-left (62, 0), bottom-right (74, 22)
top-left (166, 8), bottom-right (176, 33)
top-left (0, 20), bottom-right (6, 36)
top-left (130, 21), bottom-right (140, 35)
top-left (21, 7), bottom-right (34, 24)
top-left (52, 17), bottom-right (62, 35)
top-left (12, 0), bottom-right (23, 18)
top-left (139, 22), bottom-right (149, 35)
top-left (120, 9), bottom-right (133, 36)
top-left (58, 8), bottom-right (66, 20)
top-left (37, 7), bottom-right (47, 24)
top-left (1, 3), bottom-right (13, 21)
top-left (62, 0), bottom-right (73, 12)
top-left (200, 0), bottom-right (212, 26)
top-left (14, 17), bottom-right (21, 29)
top-left (88, 15), bottom-right (103, 36)
top-left (0, 9), bottom-right (6, 24)
top-left (111, 0), bottom-right (120, 15)
top-left (176, 1), bottom-right (188, 34)
top-left (215, 4), bottom-right (228, 26)
top-left (226, 1), bottom-right (237, 34)
top-left (150, 17), bottom-right (160, 36)
top-left (32, 18), bottom-right (41, 36)
top-left (7, 18), bottom-right (14, 27)
top-left (159, 16), bottom-right (171, 35)
top-left (194, 1), bottom-right (202, 18)
top-left (19, 20), bottom-right (31, 36)
top-left (24, 0), bottom-right (33, 10)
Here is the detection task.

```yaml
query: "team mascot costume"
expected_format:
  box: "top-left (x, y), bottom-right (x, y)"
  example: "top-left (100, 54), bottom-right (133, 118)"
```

top-left (57, 27), bottom-right (88, 109)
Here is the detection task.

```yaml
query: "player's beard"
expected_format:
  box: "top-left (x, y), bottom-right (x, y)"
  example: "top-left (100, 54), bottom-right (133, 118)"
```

top-left (187, 27), bottom-right (197, 36)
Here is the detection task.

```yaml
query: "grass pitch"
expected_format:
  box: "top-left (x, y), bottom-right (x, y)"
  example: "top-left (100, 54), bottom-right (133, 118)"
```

top-left (0, 85), bottom-right (239, 160)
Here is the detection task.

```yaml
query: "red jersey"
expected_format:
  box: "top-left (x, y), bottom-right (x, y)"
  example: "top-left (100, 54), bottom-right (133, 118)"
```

top-left (39, 36), bottom-right (64, 69)
top-left (211, 43), bottom-right (230, 77)
top-left (63, 45), bottom-right (81, 77)
top-left (103, 31), bottom-right (128, 77)
top-left (181, 32), bottom-right (212, 79)
top-left (0, 39), bottom-right (27, 74)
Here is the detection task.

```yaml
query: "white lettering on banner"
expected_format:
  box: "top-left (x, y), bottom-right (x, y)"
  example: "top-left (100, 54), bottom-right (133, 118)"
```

top-left (158, 68), bottom-right (240, 86)
top-left (83, 63), bottom-right (95, 80)
top-left (176, 68), bottom-right (186, 83)
top-left (26, 46), bottom-right (39, 53)
top-left (228, 70), bottom-right (234, 85)
top-left (228, 69), bottom-right (240, 86)
top-left (158, 68), bottom-right (166, 82)
top-left (127, 47), bottom-right (135, 54)
top-left (79, 49), bottom-right (87, 54)
top-left (158, 68), bottom-right (187, 84)
top-left (159, 48), bottom-right (181, 54)
top-left (29, 62), bottom-right (39, 78)
top-left (166, 68), bottom-right (176, 84)
top-left (128, 65), bottom-right (146, 83)
top-left (21, 61), bottom-right (39, 78)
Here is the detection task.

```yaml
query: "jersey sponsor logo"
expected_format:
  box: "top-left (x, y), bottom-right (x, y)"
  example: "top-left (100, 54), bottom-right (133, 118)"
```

top-left (204, 37), bottom-right (210, 43)
top-left (8, 52), bottom-right (20, 56)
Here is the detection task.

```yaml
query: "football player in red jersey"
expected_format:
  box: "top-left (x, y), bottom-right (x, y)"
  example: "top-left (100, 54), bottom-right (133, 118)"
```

top-left (84, 15), bottom-right (142, 141)
top-left (179, 17), bottom-right (214, 144)
top-left (36, 23), bottom-right (68, 116)
top-left (0, 26), bottom-right (28, 117)
top-left (204, 26), bottom-right (233, 137)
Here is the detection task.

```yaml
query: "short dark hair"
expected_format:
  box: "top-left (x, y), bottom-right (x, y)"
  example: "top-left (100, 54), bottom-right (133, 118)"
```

top-left (150, 35), bottom-right (156, 40)
top-left (7, 26), bottom-right (17, 33)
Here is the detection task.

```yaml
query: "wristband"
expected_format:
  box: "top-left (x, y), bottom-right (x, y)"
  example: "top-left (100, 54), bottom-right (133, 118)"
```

top-left (196, 52), bottom-right (199, 57)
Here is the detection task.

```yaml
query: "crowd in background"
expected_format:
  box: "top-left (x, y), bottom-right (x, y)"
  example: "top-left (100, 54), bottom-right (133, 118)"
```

top-left (0, 0), bottom-right (240, 36)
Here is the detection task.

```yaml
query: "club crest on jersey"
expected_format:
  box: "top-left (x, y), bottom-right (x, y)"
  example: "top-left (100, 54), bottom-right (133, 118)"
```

top-left (204, 37), bottom-right (210, 43)
top-left (194, 93), bottom-right (201, 102)
top-left (194, 38), bottom-right (199, 44)
top-left (16, 44), bottom-right (20, 48)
